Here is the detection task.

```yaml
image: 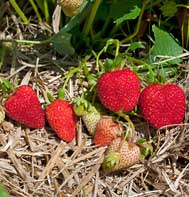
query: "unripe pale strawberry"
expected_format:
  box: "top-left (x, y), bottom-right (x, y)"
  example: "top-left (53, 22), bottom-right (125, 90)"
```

top-left (82, 106), bottom-right (101, 135)
top-left (57, 0), bottom-right (83, 17)
top-left (97, 69), bottom-right (140, 113)
top-left (73, 99), bottom-right (101, 136)
top-left (102, 137), bottom-right (140, 173)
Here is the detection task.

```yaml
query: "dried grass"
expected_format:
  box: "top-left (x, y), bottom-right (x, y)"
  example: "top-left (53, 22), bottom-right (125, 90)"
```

top-left (0, 6), bottom-right (189, 196)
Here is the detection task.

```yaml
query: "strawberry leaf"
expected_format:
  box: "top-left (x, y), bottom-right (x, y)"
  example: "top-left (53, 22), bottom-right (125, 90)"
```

top-left (114, 6), bottom-right (141, 26)
top-left (160, 1), bottom-right (177, 18)
top-left (51, 31), bottom-right (75, 55)
top-left (149, 25), bottom-right (183, 65)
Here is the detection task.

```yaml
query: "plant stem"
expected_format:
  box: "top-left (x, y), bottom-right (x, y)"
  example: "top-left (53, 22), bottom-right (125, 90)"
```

top-left (9, 0), bottom-right (30, 25)
top-left (62, 66), bottom-right (82, 90)
top-left (0, 39), bottom-right (51, 45)
top-left (116, 112), bottom-right (135, 134)
top-left (121, 0), bottom-right (150, 44)
top-left (44, 0), bottom-right (50, 23)
top-left (83, 0), bottom-right (102, 35)
top-left (29, 0), bottom-right (42, 23)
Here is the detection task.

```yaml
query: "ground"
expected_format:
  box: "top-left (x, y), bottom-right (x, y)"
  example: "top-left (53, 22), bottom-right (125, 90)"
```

top-left (0, 1), bottom-right (189, 196)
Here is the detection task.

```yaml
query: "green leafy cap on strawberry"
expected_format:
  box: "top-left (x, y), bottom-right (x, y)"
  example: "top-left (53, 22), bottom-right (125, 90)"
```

top-left (73, 98), bottom-right (101, 135)
top-left (102, 136), bottom-right (153, 173)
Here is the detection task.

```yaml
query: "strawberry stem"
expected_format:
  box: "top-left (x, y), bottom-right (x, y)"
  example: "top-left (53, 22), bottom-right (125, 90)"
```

top-left (116, 112), bottom-right (135, 136)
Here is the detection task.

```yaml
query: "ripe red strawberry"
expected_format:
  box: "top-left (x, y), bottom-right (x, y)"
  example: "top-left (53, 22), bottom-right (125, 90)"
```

top-left (46, 99), bottom-right (77, 142)
top-left (97, 69), bottom-right (140, 112)
top-left (139, 84), bottom-right (186, 128)
top-left (102, 137), bottom-right (141, 173)
top-left (5, 85), bottom-right (45, 128)
top-left (94, 116), bottom-right (123, 147)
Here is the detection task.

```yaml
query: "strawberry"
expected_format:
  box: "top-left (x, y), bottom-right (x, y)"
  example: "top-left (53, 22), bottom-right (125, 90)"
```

top-left (46, 99), bottom-right (77, 142)
top-left (58, 0), bottom-right (83, 17)
top-left (97, 69), bottom-right (140, 113)
top-left (94, 116), bottom-right (123, 147)
top-left (73, 99), bottom-right (101, 136)
top-left (82, 106), bottom-right (101, 136)
top-left (139, 84), bottom-right (186, 128)
top-left (102, 137), bottom-right (140, 173)
top-left (5, 85), bottom-right (45, 128)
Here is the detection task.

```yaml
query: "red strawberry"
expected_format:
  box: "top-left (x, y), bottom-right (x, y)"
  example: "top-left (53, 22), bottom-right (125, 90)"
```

top-left (97, 69), bottom-right (140, 112)
top-left (5, 85), bottom-right (45, 128)
top-left (46, 99), bottom-right (77, 142)
top-left (139, 84), bottom-right (186, 128)
top-left (102, 137), bottom-right (141, 173)
top-left (94, 116), bottom-right (123, 147)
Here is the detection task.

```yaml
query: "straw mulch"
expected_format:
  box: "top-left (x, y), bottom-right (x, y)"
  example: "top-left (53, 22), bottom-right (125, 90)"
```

top-left (0, 9), bottom-right (189, 197)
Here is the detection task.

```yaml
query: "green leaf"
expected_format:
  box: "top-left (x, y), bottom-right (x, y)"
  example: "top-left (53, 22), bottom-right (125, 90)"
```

top-left (127, 42), bottom-right (145, 52)
top-left (149, 25), bottom-right (183, 65)
top-left (160, 1), bottom-right (177, 18)
top-left (0, 184), bottom-right (9, 197)
top-left (104, 55), bottom-right (125, 71)
top-left (58, 87), bottom-right (65, 99)
top-left (47, 92), bottom-right (55, 103)
top-left (109, 0), bottom-right (142, 20)
top-left (2, 79), bottom-right (14, 90)
top-left (51, 31), bottom-right (75, 55)
top-left (114, 6), bottom-right (141, 26)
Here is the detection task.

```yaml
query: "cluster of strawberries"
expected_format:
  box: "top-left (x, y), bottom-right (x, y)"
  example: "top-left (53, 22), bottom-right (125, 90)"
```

top-left (4, 68), bottom-right (186, 173)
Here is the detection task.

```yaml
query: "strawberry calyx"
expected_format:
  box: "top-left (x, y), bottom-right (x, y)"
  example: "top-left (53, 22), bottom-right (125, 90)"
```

top-left (136, 138), bottom-right (153, 159)
top-left (73, 97), bottom-right (90, 116)
top-left (102, 151), bottom-right (120, 171)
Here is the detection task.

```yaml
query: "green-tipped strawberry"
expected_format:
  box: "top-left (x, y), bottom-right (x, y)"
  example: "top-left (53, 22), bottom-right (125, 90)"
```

top-left (73, 98), bottom-right (101, 135)
top-left (102, 137), bottom-right (152, 173)
top-left (94, 116), bottom-right (123, 147)
top-left (82, 106), bottom-right (101, 135)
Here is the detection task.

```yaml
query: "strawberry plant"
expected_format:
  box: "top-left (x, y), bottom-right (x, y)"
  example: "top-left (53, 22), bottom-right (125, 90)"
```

top-left (0, 0), bottom-right (188, 196)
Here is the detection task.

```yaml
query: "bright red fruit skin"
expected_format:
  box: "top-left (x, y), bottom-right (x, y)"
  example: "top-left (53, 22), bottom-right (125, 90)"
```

top-left (139, 84), bottom-right (186, 128)
top-left (46, 99), bottom-right (77, 142)
top-left (5, 85), bottom-right (45, 128)
top-left (97, 69), bottom-right (140, 112)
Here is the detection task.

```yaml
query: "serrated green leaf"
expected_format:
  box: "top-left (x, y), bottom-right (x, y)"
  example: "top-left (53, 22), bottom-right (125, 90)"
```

top-left (160, 1), bottom-right (177, 18)
top-left (114, 6), bottom-right (141, 26)
top-left (51, 31), bottom-right (75, 55)
top-left (150, 25), bottom-right (183, 65)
